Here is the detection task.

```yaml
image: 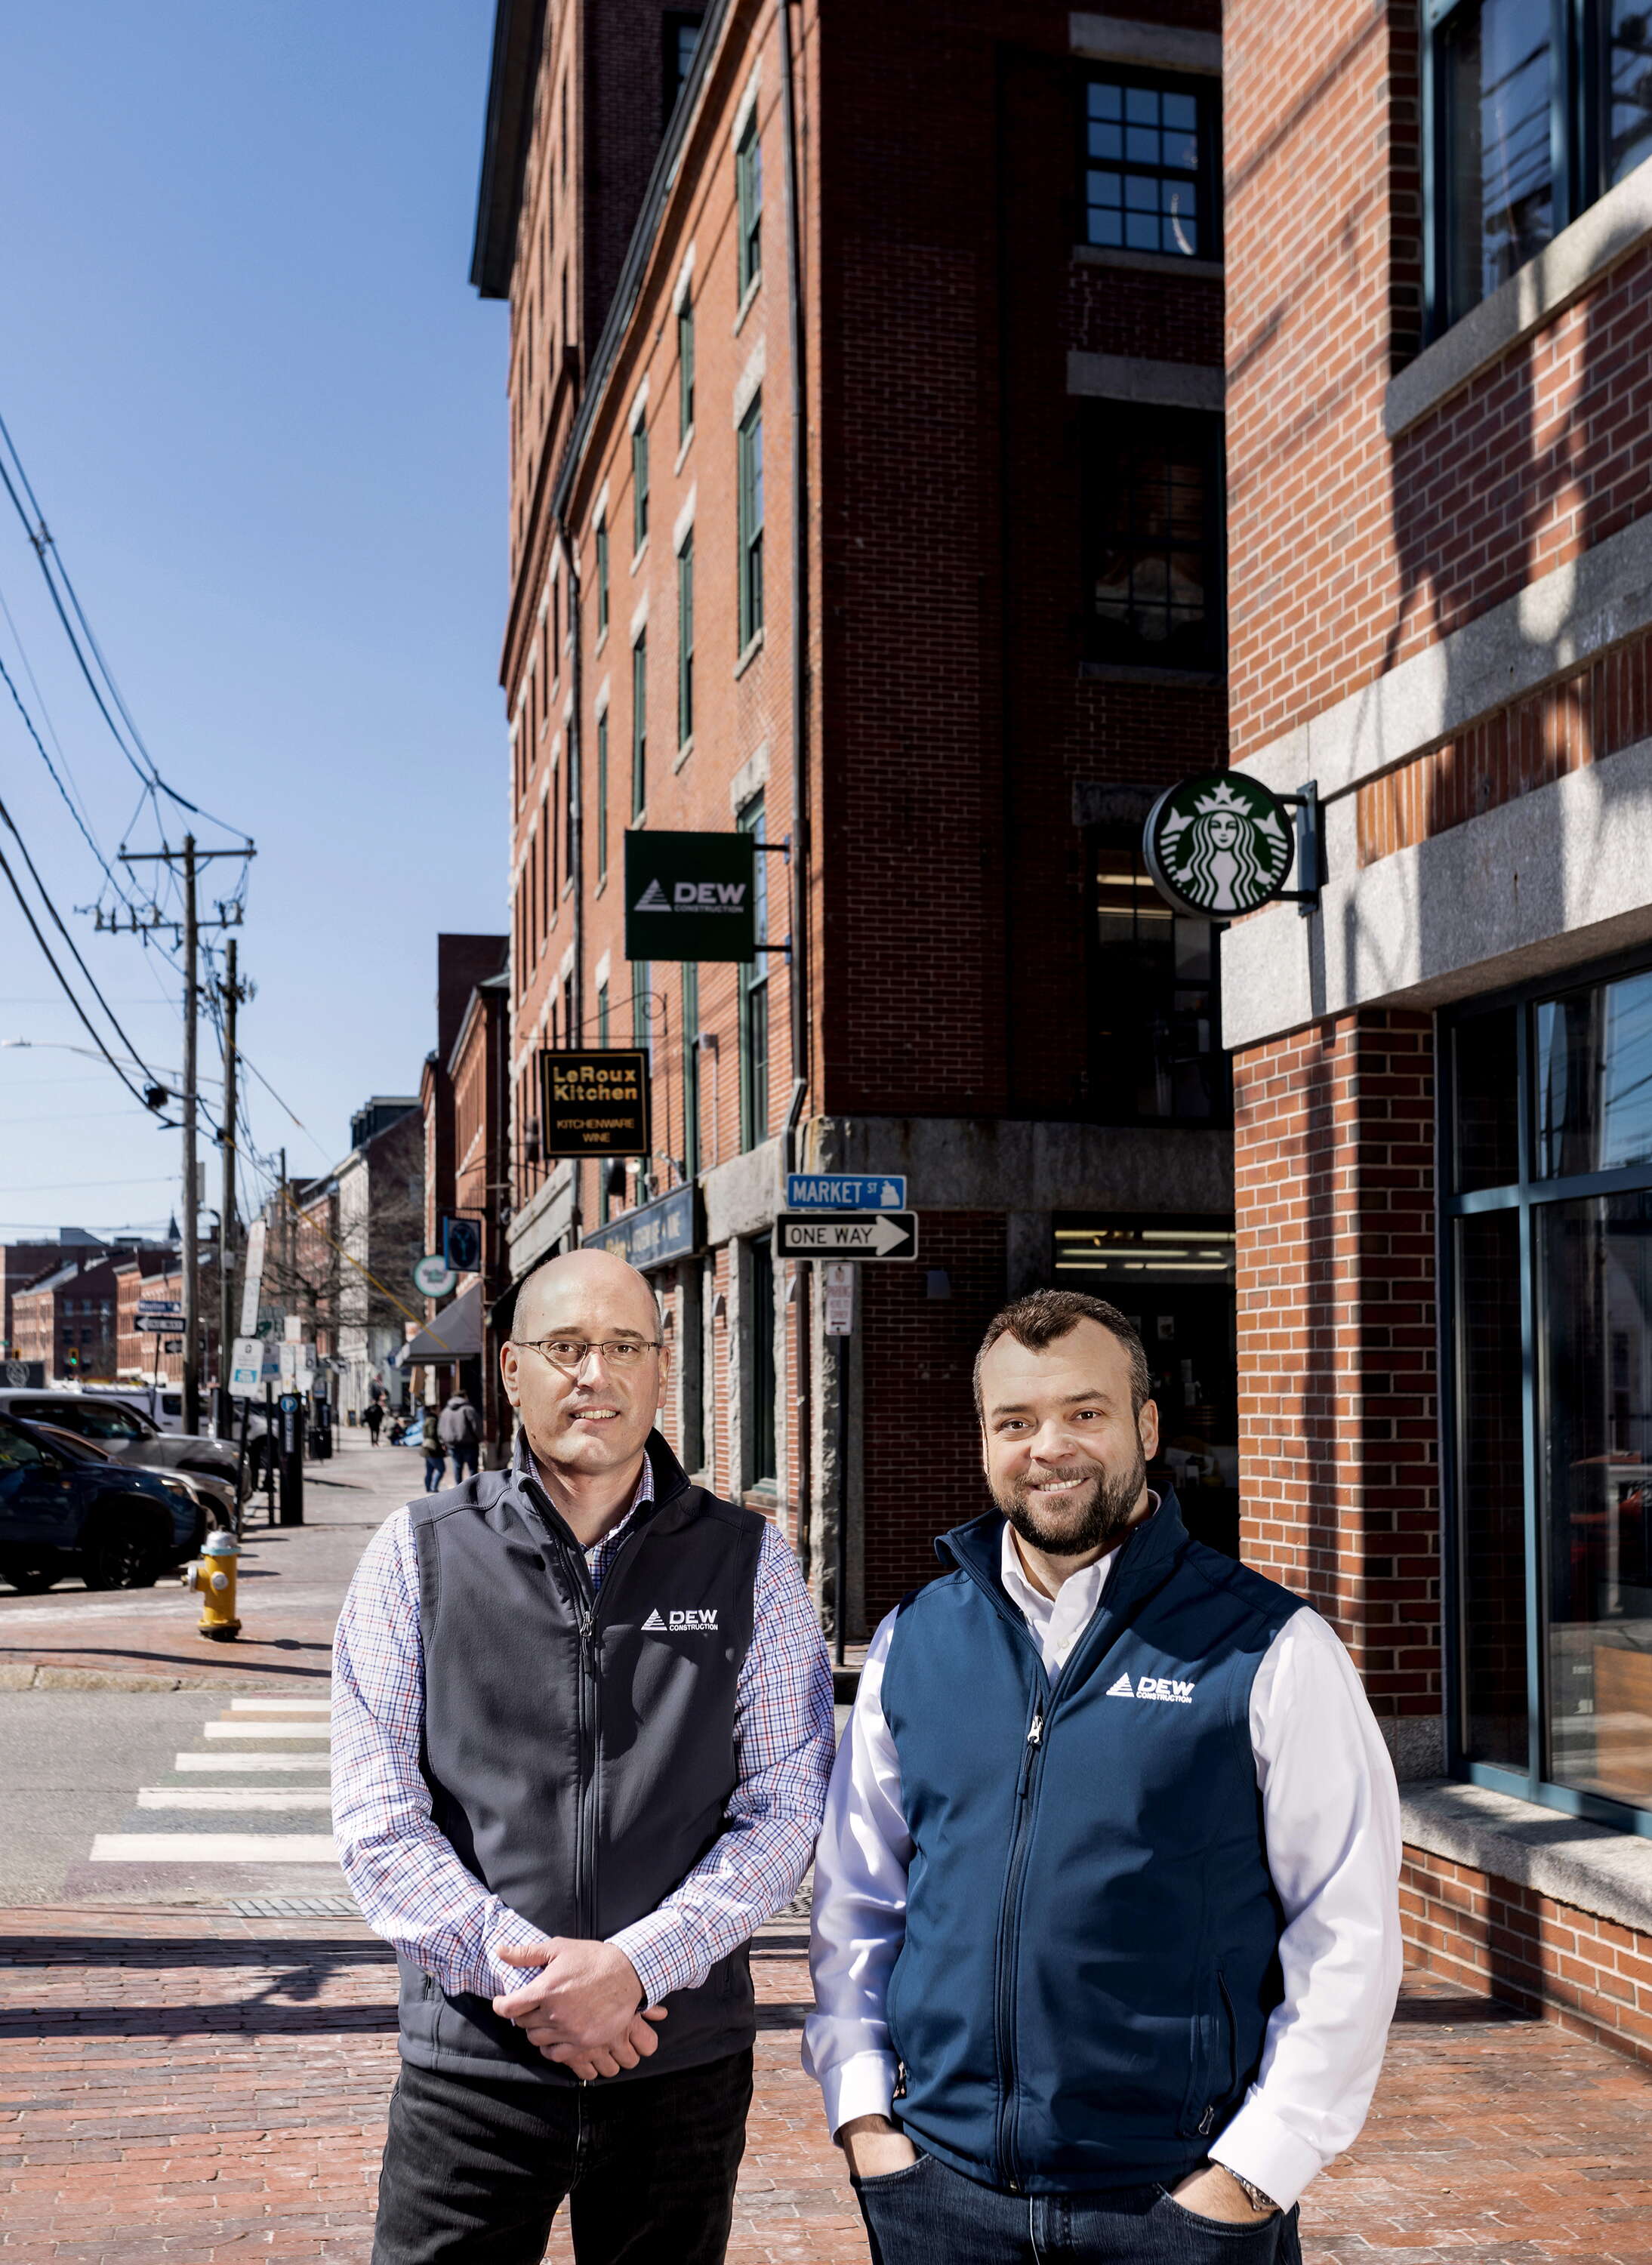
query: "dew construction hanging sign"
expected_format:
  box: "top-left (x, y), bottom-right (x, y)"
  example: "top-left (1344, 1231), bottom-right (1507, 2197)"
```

top-left (624, 830), bottom-right (756, 962)
top-left (539, 1049), bottom-right (652, 1159)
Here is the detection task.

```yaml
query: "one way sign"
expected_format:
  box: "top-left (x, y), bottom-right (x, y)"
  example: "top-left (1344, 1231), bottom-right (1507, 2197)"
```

top-left (774, 1213), bottom-right (918, 1261)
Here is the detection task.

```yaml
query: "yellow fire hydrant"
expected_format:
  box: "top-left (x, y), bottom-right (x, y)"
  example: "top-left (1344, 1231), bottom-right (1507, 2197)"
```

top-left (182, 1528), bottom-right (242, 1642)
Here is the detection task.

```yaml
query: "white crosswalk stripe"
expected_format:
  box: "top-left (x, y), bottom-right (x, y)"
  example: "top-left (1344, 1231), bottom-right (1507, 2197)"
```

top-left (137, 1788), bottom-right (332, 1810)
top-left (174, 1751), bottom-right (332, 1772)
top-left (228, 1696), bottom-right (331, 1712)
top-left (204, 1721), bottom-right (331, 1740)
top-left (91, 1833), bottom-right (338, 1863)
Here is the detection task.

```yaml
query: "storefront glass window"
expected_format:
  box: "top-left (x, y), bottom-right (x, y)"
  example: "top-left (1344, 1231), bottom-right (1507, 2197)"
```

top-left (1449, 957), bottom-right (1652, 1826)
top-left (1090, 827), bottom-right (1226, 1123)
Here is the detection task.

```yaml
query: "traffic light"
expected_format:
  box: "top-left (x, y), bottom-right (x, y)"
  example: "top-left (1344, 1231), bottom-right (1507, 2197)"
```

top-left (65, 1348), bottom-right (80, 1372)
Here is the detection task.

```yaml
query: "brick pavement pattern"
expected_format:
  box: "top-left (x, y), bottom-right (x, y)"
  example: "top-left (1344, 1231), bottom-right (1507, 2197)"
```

top-left (5, 1921), bottom-right (1652, 2263)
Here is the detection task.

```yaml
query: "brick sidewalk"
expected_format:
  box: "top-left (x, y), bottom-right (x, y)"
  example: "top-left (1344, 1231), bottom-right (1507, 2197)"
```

top-left (5, 1912), bottom-right (1652, 2263)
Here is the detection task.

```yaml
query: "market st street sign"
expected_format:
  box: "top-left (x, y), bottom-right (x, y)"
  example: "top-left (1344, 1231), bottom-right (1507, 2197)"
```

top-left (624, 830), bottom-right (756, 962)
top-left (540, 1048), bottom-right (652, 1160)
top-left (774, 1213), bottom-right (919, 1261)
top-left (1142, 774), bottom-right (1309, 920)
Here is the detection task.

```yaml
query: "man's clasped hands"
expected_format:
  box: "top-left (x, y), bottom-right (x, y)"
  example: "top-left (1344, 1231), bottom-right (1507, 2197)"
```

top-left (492, 1938), bottom-right (666, 2080)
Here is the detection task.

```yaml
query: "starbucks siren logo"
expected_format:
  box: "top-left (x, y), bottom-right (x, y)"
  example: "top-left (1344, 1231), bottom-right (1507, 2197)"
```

top-left (1144, 775), bottom-right (1294, 919)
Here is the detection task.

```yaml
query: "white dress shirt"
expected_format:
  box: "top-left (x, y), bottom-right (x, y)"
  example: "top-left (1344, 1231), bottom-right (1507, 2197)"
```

top-left (803, 1512), bottom-right (1404, 2211)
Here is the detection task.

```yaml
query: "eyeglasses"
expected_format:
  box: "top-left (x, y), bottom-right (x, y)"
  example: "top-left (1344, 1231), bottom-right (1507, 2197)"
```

top-left (514, 1336), bottom-right (664, 1377)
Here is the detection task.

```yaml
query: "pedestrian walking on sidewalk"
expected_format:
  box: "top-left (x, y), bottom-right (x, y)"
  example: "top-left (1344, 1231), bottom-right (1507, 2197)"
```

top-left (418, 1404), bottom-right (445, 1493)
top-left (438, 1388), bottom-right (480, 1483)
top-left (806, 1288), bottom-right (1403, 2265)
top-left (364, 1399), bottom-right (384, 1446)
top-left (333, 1246), bottom-right (834, 2265)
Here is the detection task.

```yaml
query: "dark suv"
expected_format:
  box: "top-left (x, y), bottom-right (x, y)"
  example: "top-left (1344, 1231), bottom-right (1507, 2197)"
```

top-left (0, 1414), bottom-right (205, 1592)
top-left (0, 1390), bottom-right (245, 1499)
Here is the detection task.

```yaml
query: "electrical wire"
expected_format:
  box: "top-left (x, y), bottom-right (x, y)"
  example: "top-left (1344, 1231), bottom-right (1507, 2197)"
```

top-left (0, 831), bottom-right (156, 1110)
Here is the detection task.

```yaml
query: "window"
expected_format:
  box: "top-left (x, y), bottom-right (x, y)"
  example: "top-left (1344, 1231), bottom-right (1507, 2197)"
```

top-left (596, 518), bottom-right (610, 641)
top-left (737, 110), bottom-right (763, 295)
top-left (738, 396), bottom-right (765, 651)
top-left (596, 981), bottom-right (612, 1222)
top-left (631, 634), bottom-right (648, 817)
top-left (1088, 825), bottom-right (1226, 1123)
top-left (1427, 0), bottom-right (1652, 331)
top-left (1080, 405), bottom-right (1223, 670)
top-left (738, 794), bottom-right (769, 1150)
top-left (552, 578), bottom-right (562, 677)
top-left (632, 420), bottom-right (649, 553)
top-left (678, 300), bottom-right (695, 442)
top-left (596, 710), bottom-right (609, 882)
top-left (664, 11), bottom-right (703, 124)
top-left (682, 960), bottom-right (701, 1180)
top-left (1446, 956), bottom-right (1652, 1829)
top-left (677, 535), bottom-right (695, 746)
top-left (746, 1238), bottom-right (778, 1488)
top-left (1083, 73), bottom-right (1217, 258)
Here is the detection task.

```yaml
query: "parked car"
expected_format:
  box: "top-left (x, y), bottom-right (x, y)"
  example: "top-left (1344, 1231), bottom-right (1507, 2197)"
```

top-left (29, 1422), bottom-right (237, 1532)
top-left (0, 1413), bottom-right (205, 1592)
top-left (0, 1390), bottom-right (245, 1499)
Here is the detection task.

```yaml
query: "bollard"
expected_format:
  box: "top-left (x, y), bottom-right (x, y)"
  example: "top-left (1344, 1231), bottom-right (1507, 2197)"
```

top-left (181, 1529), bottom-right (242, 1641)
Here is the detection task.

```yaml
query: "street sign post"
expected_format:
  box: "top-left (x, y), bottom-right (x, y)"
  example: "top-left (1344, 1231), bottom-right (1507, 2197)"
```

top-left (624, 831), bottom-right (757, 962)
top-left (238, 1219), bottom-right (267, 1339)
top-left (539, 1048), bottom-right (651, 1160)
top-left (228, 1336), bottom-right (276, 1396)
top-left (775, 1213), bottom-right (918, 1261)
top-left (135, 1312), bottom-right (184, 1335)
top-left (785, 1173), bottom-right (907, 1212)
top-left (821, 1262), bottom-right (855, 1335)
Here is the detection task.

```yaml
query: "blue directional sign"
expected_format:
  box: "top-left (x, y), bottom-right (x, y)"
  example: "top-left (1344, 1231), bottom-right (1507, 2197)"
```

top-left (785, 1173), bottom-right (907, 1213)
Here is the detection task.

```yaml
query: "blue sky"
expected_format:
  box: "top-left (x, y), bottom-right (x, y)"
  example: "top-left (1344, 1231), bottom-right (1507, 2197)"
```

top-left (0, 2), bottom-right (506, 1238)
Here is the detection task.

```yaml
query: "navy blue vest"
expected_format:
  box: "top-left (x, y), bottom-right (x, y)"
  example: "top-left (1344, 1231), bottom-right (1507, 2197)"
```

top-left (879, 1493), bottom-right (1301, 2193)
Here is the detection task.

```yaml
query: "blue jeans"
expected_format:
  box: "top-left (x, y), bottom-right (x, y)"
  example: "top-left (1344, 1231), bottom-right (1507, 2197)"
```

top-left (423, 1452), bottom-right (445, 1493)
top-left (853, 2150), bottom-right (1302, 2265)
top-left (449, 1447), bottom-right (478, 1484)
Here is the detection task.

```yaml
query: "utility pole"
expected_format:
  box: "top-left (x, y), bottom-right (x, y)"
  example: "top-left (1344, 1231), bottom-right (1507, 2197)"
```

top-left (214, 938), bottom-right (245, 1436)
top-left (113, 836), bottom-right (254, 1436)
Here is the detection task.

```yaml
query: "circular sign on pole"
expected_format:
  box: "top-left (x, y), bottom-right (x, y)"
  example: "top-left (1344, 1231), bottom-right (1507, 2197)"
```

top-left (1143, 773), bottom-right (1296, 920)
top-left (412, 1253), bottom-right (458, 1299)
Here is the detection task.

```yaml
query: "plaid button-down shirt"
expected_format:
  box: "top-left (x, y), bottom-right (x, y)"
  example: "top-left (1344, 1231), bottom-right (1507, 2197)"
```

top-left (331, 1451), bottom-right (834, 2008)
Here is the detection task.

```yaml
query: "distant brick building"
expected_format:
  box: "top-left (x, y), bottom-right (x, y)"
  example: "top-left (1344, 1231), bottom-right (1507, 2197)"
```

top-left (114, 1252), bottom-right (193, 1388)
top-left (1221, 2), bottom-right (1652, 2059)
top-left (475, 0), bottom-right (1236, 1632)
top-left (0, 1231), bottom-right (106, 1362)
top-left (11, 1256), bottom-right (119, 1382)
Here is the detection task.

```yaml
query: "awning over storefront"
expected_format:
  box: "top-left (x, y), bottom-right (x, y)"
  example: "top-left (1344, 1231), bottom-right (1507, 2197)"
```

top-left (399, 1280), bottom-right (483, 1364)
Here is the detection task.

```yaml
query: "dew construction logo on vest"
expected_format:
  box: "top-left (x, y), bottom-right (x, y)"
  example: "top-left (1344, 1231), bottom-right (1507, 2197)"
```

top-left (624, 829), bottom-right (757, 963)
top-left (1108, 1669), bottom-right (1195, 1704)
top-left (1142, 774), bottom-right (1294, 920)
top-left (642, 1606), bottom-right (720, 1634)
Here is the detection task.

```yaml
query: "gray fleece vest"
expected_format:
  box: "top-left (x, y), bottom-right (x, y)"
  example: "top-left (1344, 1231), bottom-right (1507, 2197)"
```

top-left (396, 1431), bottom-right (766, 2085)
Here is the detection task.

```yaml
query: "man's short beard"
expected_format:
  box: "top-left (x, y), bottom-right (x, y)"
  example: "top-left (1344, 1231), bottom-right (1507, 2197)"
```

top-left (994, 1438), bottom-right (1148, 1558)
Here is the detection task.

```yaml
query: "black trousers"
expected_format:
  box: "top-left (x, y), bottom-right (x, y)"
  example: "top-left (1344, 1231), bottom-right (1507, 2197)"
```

top-left (371, 2049), bottom-right (754, 2265)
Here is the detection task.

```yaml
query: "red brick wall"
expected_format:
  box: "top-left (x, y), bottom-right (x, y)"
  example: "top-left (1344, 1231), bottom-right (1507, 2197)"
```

top-left (1404, 1844), bottom-right (1652, 2072)
top-left (858, 1213), bottom-right (1006, 1629)
top-left (1357, 623), bottom-right (1652, 863)
top-left (1233, 1009), bottom-right (1438, 1721)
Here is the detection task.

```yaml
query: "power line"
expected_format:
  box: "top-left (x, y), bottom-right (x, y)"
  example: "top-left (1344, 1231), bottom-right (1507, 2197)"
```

top-left (0, 642), bottom-right (150, 928)
top-left (0, 830), bottom-right (156, 1111)
top-left (0, 787), bottom-right (164, 1094)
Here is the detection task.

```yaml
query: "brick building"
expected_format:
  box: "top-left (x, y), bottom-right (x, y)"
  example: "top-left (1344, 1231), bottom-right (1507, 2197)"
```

top-left (11, 1255), bottom-right (119, 1382)
top-left (474, 0), bottom-right (1238, 1634)
top-left (114, 1252), bottom-right (193, 1388)
top-left (0, 1231), bottom-right (106, 1362)
top-left (1222, 4), bottom-right (1652, 2057)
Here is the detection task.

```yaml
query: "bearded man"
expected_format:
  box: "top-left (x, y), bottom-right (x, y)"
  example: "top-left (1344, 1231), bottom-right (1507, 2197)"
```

top-left (805, 1290), bottom-right (1401, 2265)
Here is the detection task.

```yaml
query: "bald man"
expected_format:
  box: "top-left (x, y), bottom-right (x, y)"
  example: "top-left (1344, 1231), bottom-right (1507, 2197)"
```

top-left (333, 1248), bottom-right (834, 2265)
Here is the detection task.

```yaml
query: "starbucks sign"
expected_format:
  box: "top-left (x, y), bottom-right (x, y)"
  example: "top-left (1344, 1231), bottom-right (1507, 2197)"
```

top-left (1143, 774), bottom-right (1296, 920)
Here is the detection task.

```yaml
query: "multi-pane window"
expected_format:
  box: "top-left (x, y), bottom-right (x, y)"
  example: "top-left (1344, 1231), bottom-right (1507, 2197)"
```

top-left (738, 794), bottom-right (769, 1151)
top-left (677, 534), bottom-right (695, 747)
top-left (1429, 0), bottom-right (1652, 331)
top-left (596, 518), bottom-right (610, 641)
top-left (1083, 75), bottom-right (1215, 258)
top-left (1088, 826), bottom-right (1225, 1124)
top-left (738, 396), bottom-right (765, 651)
top-left (737, 111), bottom-right (763, 295)
top-left (596, 979), bottom-right (612, 1221)
top-left (664, 11), bottom-right (703, 124)
top-left (596, 709), bottom-right (609, 882)
top-left (1447, 956), bottom-right (1652, 1829)
top-left (678, 300), bottom-right (695, 442)
top-left (632, 418), bottom-right (649, 553)
top-left (631, 633), bottom-right (648, 817)
top-left (1080, 405), bottom-right (1224, 670)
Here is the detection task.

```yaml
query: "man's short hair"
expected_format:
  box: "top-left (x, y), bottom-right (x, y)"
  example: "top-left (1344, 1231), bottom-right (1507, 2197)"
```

top-left (973, 1289), bottom-right (1152, 1419)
